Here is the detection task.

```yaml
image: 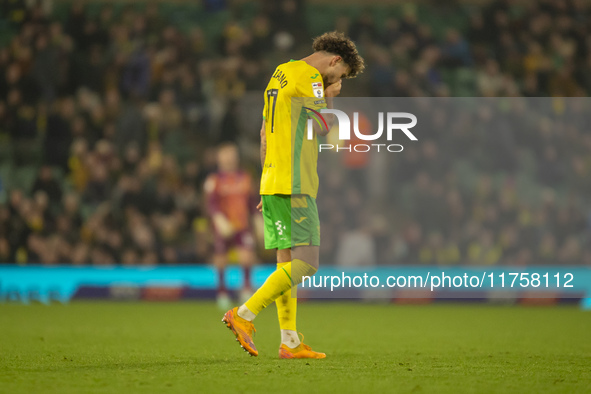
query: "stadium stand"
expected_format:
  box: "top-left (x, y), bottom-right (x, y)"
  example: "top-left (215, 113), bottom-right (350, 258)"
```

top-left (0, 0), bottom-right (590, 266)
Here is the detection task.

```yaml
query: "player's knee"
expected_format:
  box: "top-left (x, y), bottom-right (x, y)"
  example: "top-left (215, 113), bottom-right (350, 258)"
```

top-left (277, 248), bottom-right (291, 264)
top-left (291, 259), bottom-right (318, 286)
top-left (292, 245), bottom-right (320, 269)
top-left (213, 255), bottom-right (226, 268)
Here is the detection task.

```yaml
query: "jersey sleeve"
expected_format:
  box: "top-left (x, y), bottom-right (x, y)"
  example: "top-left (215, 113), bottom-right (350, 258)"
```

top-left (204, 175), bottom-right (220, 216)
top-left (296, 70), bottom-right (327, 114)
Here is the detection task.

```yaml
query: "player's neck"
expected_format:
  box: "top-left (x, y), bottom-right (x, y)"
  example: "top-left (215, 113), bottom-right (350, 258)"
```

top-left (301, 52), bottom-right (326, 75)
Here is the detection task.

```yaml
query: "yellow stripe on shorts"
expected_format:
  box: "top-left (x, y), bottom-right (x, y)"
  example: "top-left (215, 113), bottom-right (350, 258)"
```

top-left (291, 196), bottom-right (308, 208)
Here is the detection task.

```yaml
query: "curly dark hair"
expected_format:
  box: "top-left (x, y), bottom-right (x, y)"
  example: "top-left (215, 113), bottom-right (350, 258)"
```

top-left (312, 31), bottom-right (365, 78)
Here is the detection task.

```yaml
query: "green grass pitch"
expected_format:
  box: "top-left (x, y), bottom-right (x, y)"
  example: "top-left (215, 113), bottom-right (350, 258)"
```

top-left (1, 302), bottom-right (589, 393)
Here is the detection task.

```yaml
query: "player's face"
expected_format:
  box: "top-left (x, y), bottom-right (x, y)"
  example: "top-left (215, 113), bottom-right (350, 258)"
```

top-left (322, 58), bottom-right (350, 86)
top-left (217, 146), bottom-right (239, 172)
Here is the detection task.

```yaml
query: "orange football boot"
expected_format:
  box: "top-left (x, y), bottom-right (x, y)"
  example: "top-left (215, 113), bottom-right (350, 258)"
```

top-left (222, 307), bottom-right (258, 357)
top-left (279, 334), bottom-right (326, 359)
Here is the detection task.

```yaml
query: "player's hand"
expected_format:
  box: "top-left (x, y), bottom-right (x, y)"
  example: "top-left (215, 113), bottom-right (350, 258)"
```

top-left (325, 80), bottom-right (342, 97)
top-left (213, 213), bottom-right (234, 239)
top-left (256, 199), bottom-right (262, 212)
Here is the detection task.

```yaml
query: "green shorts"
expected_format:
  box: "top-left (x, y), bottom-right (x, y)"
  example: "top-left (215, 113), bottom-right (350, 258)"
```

top-left (261, 194), bottom-right (320, 250)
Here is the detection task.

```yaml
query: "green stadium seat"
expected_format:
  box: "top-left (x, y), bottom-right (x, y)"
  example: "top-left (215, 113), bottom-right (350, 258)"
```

top-left (517, 148), bottom-right (536, 177)
top-left (13, 165), bottom-right (38, 194)
top-left (0, 162), bottom-right (13, 192)
top-left (454, 68), bottom-right (477, 97)
top-left (51, 166), bottom-right (66, 186)
top-left (0, 134), bottom-right (13, 163)
top-left (453, 159), bottom-right (478, 191)
top-left (80, 203), bottom-right (96, 221)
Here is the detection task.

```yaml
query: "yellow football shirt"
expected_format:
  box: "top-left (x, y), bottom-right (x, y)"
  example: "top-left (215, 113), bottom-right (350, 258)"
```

top-left (260, 60), bottom-right (327, 198)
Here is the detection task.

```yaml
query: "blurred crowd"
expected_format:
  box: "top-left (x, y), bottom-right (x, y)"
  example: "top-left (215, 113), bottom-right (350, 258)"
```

top-left (0, 0), bottom-right (590, 266)
top-left (319, 98), bottom-right (591, 267)
top-left (354, 0), bottom-right (591, 97)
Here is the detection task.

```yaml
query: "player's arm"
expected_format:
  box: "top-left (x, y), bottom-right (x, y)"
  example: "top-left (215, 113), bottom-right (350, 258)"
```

top-left (309, 80), bottom-right (342, 136)
top-left (204, 176), bottom-right (234, 238)
top-left (256, 120), bottom-right (265, 212)
top-left (318, 80), bottom-right (342, 135)
top-left (313, 97), bottom-right (336, 136)
top-left (311, 101), bottom-right (332, 136)
top-left (248, 175), bottom-right (264, 243)
top-left (260, 120), bottom-right (266, 168)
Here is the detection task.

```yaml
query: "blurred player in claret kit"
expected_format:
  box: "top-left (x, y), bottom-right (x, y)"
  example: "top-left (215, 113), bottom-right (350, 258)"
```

top-left (222, 32), bottom-right (365, 358)
top-left (204, 143), bottom-right (260, 310)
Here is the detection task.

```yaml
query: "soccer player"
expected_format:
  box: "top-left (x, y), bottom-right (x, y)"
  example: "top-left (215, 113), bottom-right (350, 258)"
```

top-left (204, 143), bottom-right (260, 309)
top-left (222, 32), bottom-right (365, 358)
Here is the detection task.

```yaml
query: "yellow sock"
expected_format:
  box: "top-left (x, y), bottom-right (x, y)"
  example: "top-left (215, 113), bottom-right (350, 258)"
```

top-left (244, 259), bottom-right (316, 316)
top-left (276, 262), bottom-right (297, 331)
